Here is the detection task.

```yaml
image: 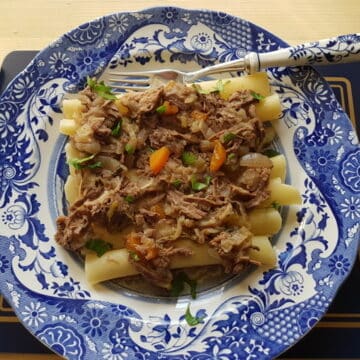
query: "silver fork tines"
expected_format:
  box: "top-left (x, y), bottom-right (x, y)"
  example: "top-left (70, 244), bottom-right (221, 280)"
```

top-left (107, 69), bottom-right (187, 91)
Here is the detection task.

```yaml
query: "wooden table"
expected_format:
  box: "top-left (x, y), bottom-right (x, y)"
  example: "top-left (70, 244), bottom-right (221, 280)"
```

top-left (0, 0), bottom-right (359, 65)
top-left (0, 1), bottom-right (359, 359)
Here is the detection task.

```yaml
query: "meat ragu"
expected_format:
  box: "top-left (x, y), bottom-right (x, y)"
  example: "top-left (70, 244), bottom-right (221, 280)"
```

top-left (56, 78), bottom-right (276, 291)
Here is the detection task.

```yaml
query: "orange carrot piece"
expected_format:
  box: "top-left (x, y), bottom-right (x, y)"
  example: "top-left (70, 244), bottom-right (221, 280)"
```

top-left (163, 101), bottom-right (179, 115)
top-left (210, 140), bottom-right (227, 172)
top-left (150, 146), bottom-right (170, 175)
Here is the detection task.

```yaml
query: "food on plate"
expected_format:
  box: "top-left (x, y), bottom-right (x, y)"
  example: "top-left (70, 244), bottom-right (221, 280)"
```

top-left (55, 72), bottom-right (301, 293)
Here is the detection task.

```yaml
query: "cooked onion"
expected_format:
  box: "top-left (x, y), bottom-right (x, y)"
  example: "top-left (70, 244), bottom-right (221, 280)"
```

top-left (239, 153), bottom-right (272, 168)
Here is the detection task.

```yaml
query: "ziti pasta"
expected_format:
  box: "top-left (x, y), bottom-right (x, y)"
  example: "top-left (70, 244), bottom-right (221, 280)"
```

top-left (55, 73), bottom-right (301, 292)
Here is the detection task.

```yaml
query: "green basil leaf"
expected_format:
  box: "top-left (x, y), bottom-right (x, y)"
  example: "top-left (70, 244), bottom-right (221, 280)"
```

top-left (251, 91), bottom-right (265, 101)
top-left (191, 175), bottom-right (211, 192)
top-left (87, 76), bottom-right (117, 100)
top-left (85, 239), bottom-right (112, 257)
top-left (129, 251), bottom-right (140, 262)
top-left (184, 304), bottom-right (205, 326)
top-left (124, 195), bottom-right (135, 203)
top-left (262, 149), bottom-right (281, 158)
top-left (181, 151), bottom-right (197, 166)
top-left (111, 120), bottom-right (122, 137)
top-left (68, 154), bottom-right (102, 170)
top-left (171, 272), bottom-right (197, 299)
top-left (156, 104), bottom-right (167, 114)
top-left (271, 201), bottom-right (281, 211)
top-left (125, 143), bottom-right (135, 155)
top-left (223, 132), bottom-right (236, 144)
top-left (172, 179), bottom-right (182, 188)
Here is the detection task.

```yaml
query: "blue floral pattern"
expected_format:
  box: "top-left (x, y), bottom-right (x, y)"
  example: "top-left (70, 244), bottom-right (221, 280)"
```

top-left (0, 7), bottom-right (359, 360)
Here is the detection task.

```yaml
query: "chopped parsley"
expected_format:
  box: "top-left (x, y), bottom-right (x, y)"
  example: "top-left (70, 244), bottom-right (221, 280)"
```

top-left (223, 132), bottom-right (236, 144)
top-left (191, 175), bottom-right (211, 192)
top-left (129, 251), bottom-right (140, 262)
top-left (125, 143), bottom-right (135, 155)
top-left (111, 120), bottom-right (122, 137)
top-left (181, 151), bottom-right (197, 166)
top-left (124, 195), bottom-right (135, 203)
top-left (172, 179), bottom-right (182, 188)
top-left (170, 271), bottom-right (197, 299)
top-left (262, 149), bottom-right (281, 158)
top-left (227, 153), bottom-right (236, 161)
top-left (272, 201), bottom-right (281, 211)
top-left (85, 239), bottom-right (112, 257)
top-left (87, 76), bottom-right (117, 100)
top-left (251, 91), bottom-right (265, 101)
top-left (156, 104), bottom-right (167, 114)
top-left (184, 304), bottom-right (205, 326)
top-left (68, 154), bottom-right (102, 170)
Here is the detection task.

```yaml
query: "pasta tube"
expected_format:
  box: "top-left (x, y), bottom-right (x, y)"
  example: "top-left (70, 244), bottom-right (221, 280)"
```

top-left (85, 236), bottom-right (276, 284)
top-left (248, 208), bottom-right (282, 235)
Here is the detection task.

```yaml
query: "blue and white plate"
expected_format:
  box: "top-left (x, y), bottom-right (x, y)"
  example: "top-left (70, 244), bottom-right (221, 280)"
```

top-left (0, 7), bottom-right (359, 359)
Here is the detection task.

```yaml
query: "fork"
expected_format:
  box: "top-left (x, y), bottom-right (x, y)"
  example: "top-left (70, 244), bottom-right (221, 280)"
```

top-left (105, 33), bottom-right (360, 91)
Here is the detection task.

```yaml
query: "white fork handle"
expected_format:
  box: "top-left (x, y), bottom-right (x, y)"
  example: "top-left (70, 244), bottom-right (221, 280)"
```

top-left (246, 33), bottom-right (360, 73)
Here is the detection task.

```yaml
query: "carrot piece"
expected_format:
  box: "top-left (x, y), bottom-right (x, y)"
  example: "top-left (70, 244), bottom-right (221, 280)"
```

top-left (150, 203), bottom-right (165, 219)
top-left (125, 233), bottom-right (158, 261)
top-left (145, 247), bottom-right (159, 261)
top-left (125, 233), bottom-right (141, 253)
top-left (163, 101), bottom-right (179, 115)
top-left (150, 146), bottom-right (170, 174)
top-left (210, 140), bottom-right (227, 172)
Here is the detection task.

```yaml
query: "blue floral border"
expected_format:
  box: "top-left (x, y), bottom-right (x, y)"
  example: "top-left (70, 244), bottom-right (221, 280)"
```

top-left (0, 7), bottom-right (359, 360)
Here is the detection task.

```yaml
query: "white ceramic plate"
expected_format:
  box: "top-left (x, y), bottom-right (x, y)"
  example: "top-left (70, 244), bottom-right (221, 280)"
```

top-left (0, 7), bottom-right (359, 359)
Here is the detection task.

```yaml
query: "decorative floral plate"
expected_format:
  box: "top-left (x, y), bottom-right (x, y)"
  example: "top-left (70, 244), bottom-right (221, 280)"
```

top-left (0, 7), bottom-right (359, 360)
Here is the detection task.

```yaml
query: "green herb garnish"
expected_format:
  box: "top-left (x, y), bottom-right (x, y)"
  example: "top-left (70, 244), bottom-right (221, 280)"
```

top-left (223, 132), bottom-right (236, 144)
top-left (156, 104), bottom-right (167, 114)
top-left (124, 195), bottom-right (135, 203)
top-left (263, 149), bottom-right (281, 158)
top-left (172, 179), bottom-right (182, 188)
top-left (87, 76), bottom-right (117, 100)
top-left (171, 272), bottom-right (197, 299)
top-left (184, 304), bottom-right (205, 326)
top-left (68, 154), bottom-right (102, 170)
top-left (181, 151), bottom-right (197, 166)
top-left (251, 91), bottom-right (265, 101)
top-left (125, 143), bottom-right (135, 155)
top-left (111, 120), bottom-right (122, 137)
top-left (271, 201), bottom-right (281, 211)
top-left (227, 153), bottom-right (236, 160)
top-left (191, 175), bottom-right (211, 192)
top-left (85, 239), bottom-right (112, 257)
top-left (129, 251), bottom-right (140, 262)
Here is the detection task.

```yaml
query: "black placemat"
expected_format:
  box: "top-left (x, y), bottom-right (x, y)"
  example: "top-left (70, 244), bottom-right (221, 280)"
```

top-left (0, 51), bottom-right (359, 359)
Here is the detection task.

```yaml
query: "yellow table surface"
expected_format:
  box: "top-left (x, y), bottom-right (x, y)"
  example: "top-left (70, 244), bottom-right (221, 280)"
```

top-left (0, 0), bottom-right (359, 65)
top-left (0, 1), bottom-right (359, 359)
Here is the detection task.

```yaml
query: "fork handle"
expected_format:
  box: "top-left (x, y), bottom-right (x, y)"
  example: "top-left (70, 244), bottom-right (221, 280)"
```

top-left (246, 33), bottom-right (360, 73)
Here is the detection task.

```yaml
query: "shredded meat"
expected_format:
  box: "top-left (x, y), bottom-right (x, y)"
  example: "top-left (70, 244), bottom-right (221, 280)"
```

top-left (56, 80), bottom-right (274, 290)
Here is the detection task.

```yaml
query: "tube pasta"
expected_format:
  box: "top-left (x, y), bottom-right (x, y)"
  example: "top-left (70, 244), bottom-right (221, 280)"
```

top-left (248, 236), bottom-right (277, 266)
top-left (270, 154), bottom-right (286, 182)
top-left (248, 208), bottom-right (282, 235)
top-left (197, 72), bottom-right (271, 98)
top-left (59, 72), bottom-right (301, 287)
top-left (265, 177), bottom-right (302, 206)
top-left (255, 93), bottom-right (281, 121)
top-left (85, 237), bottom-right (276, 284)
